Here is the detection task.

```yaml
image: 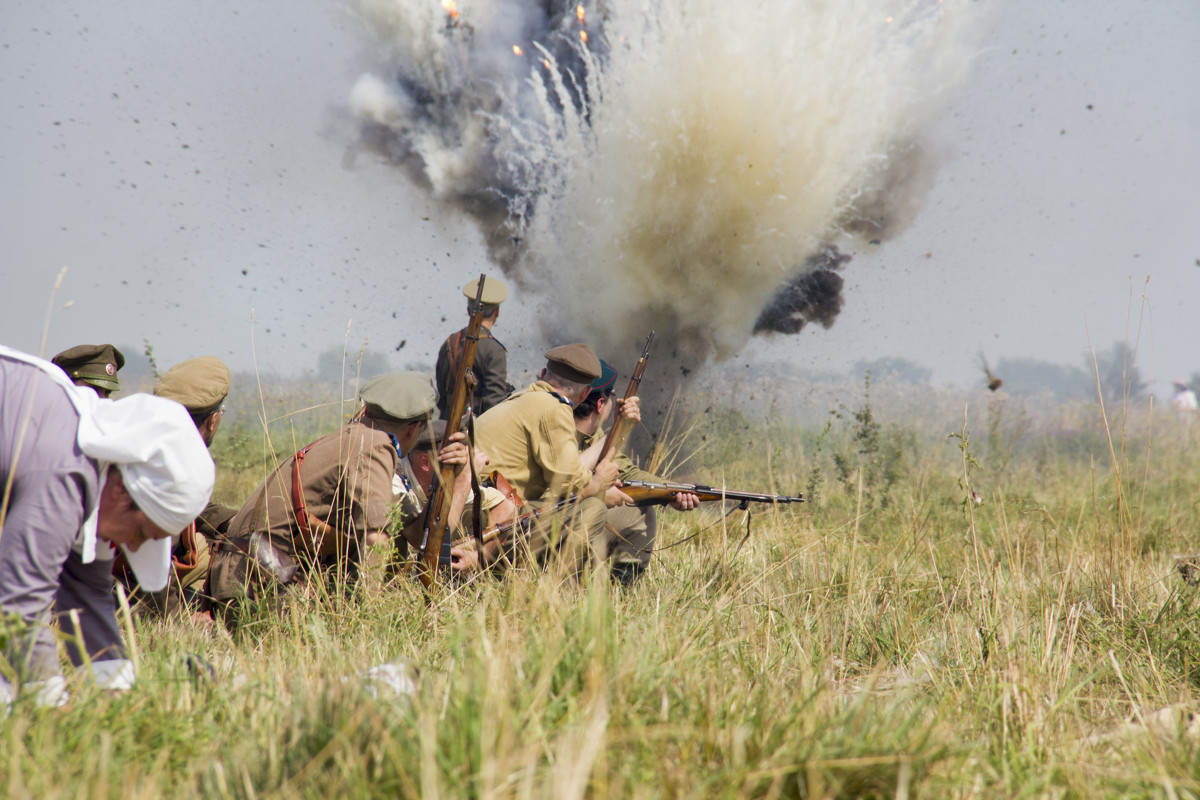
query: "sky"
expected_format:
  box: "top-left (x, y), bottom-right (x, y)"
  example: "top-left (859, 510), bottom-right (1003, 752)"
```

top-left (2, 0), bottom-right (1198, 396)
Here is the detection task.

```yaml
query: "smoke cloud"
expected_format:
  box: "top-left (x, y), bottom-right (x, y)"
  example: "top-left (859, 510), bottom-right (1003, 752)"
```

top-left (349, 0), bottom-right (984, 369)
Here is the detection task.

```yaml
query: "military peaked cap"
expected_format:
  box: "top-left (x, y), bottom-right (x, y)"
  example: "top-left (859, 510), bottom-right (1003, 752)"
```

top-left (51, 343), bottom-right (125, 392)
top-left (463, 276), bottom-right (507, 305)
top-left (359, 372), bottom-right (438, 422)
top-left (414, 419), bottom-right (447, 451)
top-left (154, 356), bottom-right (231, 416)
top-left (545, 343), bottom-right (601, 384)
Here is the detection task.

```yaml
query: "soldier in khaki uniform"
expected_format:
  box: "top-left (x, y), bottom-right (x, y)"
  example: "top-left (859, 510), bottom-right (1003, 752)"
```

top-left (206, 372), bottom-right (473, 622)
top-left (435, 276), bottom-right (513, 418)
top-left (124, 356), bottom-right (235, 614)
top-left (473, 344), bottom-right (622, 581)
top-left (51, 344), bottom-right (125, 398)
top-left (574, 360), bottom-right (699, 585)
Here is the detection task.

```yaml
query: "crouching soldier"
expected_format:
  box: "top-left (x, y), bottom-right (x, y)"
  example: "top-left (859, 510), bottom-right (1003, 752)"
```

top-left (117, 356), bottom-right (234, 616)
top-left (473, 344), bottom-right (623, 583)
top-left (206, 373), bottom-right (472, 624)
top-left (572, 359), bottom-right (699, 585)
top-left (0, 346), bottom-right (213, 708)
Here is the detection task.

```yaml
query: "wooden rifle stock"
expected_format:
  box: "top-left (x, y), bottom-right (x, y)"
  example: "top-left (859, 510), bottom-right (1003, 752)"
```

top-left (414, 273), bottom-right (489, 588)
top-left (449, 494), bottom-right (578, 552)
top-left (620, 479), bottom-right (805, 508)
top-left (598, 331), bottom-right (654, 463)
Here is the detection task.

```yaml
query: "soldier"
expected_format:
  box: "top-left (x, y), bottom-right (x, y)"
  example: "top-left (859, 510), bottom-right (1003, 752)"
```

top-left (50, 343), bottom-right (125, 398)
top-left (123, 356), bottom-right (235, 614)
top-left (473, 344), bottom-right (622, 581)
top-left (435, 276), bottom-right (513, 418)
top-left (573, 359), bottom-right (699, 585)
top-left (393, 419), bottom-right (517, 572)
top-left (0, 346), bottom-right (213, 708)
top-left (205, 372), bottom-right (474, 622)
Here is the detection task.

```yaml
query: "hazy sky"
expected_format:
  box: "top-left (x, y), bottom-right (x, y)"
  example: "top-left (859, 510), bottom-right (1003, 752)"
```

top-left (2, 1), bottom-right (1197, 394)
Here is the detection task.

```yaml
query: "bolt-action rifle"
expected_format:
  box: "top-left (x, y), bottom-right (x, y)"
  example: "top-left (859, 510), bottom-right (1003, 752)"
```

top-left (619, 480), bottom-right (804, 509)
top-left (597, 331), bottom-right (653, 463)
top-left (413, 273), bottom-right (489, 589)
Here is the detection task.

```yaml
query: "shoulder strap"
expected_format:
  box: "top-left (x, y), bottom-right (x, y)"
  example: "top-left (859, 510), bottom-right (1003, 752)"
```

top-left (292, 441), bottom-right (337, 543)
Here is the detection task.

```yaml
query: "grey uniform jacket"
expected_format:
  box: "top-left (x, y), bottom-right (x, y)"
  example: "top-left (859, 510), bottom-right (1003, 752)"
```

top-left (435, 329), bottom-right (511, 419)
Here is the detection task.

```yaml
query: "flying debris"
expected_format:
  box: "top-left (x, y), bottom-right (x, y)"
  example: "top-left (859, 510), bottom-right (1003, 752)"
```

top-left (348, 0), bottom-right (985, 375)
top-left (980, 354), bottom-right (1003, 392)
top-left (753, 247), bottom-right (851, 335)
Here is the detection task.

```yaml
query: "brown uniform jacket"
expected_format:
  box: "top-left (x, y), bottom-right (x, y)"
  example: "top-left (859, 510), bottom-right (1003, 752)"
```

top-left (207, 422), bottom-right (398, 602)
top-left (474, 381), bottom-right (591, 504)
top-left (435, 327), bottom-right (511, 418)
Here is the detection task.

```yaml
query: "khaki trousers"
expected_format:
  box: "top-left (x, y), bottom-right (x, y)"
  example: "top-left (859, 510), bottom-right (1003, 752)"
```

top-left (603, 505), bottom-right (657, 567)
top-left (521, 496), bottom-right (609, 581)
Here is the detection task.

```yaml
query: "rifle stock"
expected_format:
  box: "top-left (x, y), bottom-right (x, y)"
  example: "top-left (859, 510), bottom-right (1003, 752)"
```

top-left (414, 273), bottom-right (489, 588)
top-left (449, 495), bottom-right (577, 552)
top-left (620, 479), bottom-right (804, 508)
top-left (597, 331), bottom-right (653, 463)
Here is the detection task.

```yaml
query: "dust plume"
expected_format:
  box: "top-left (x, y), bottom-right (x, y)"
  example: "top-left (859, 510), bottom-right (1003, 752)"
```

top-left (348, 0), bottom-right (985, 368)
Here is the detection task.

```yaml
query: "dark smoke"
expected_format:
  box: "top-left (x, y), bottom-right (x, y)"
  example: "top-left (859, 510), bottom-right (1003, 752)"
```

top-left (752, 247), bottom-right (850, 335)
top-left (349, 1), bottom-right (608, 271)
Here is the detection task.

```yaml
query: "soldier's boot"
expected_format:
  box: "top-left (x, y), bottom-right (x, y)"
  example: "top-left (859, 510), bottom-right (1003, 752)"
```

top-left (610, 561), bottom-right (645, 587)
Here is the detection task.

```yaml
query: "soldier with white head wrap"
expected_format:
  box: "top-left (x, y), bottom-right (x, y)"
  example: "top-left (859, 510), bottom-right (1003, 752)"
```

top-left (0, 346), bottom-right (214, 708)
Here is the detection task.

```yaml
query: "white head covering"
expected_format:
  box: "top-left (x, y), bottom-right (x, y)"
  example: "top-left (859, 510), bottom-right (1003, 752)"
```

top-left (0, 346), bottom-right (214, 591)
top-left (76, 393), bottom-right (215, 590)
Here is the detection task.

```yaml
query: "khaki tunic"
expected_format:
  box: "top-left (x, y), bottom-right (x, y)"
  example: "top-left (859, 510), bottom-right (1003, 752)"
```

top-left (435, 328), bottom-right (511, 418)
top-left (207, 422), bottom-right (397, 604)
top-left (474, 381), bottom-right (591, 503)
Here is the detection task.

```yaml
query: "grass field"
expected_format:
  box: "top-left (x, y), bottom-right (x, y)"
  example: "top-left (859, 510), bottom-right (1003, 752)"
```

top-left (4, 373), bottom-right (1200, 799)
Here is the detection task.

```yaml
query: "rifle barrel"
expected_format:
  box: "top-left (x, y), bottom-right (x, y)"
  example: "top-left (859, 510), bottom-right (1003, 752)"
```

top-left (621, 480), bottom-right (804, 506)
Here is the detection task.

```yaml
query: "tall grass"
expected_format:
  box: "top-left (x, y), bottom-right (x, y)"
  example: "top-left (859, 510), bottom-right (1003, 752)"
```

top-left (3, 378), bottom-right (1200, 798)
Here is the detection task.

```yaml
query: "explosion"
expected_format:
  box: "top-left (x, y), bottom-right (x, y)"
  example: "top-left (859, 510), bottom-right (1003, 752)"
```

top-left (348, 0), bottom-right (984, 369)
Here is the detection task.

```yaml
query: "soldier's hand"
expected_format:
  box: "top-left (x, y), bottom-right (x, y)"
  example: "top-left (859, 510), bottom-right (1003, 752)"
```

top-left (437, 432), bottom-right (470, 467)
top-left (603, 485), bottom-right (634, 508)
top-left (450, 545), bottom-right (481, 574)
top-left (615, 395), bottom-right (642, 424)
top-left (670, 492), bottom-right (700, 511)
top-left (594, 455), bottom-right (619, 491)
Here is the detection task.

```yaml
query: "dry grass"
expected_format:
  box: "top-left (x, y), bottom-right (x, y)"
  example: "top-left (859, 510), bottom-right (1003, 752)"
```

top-left (3, 375), bottom-right (1200, 798)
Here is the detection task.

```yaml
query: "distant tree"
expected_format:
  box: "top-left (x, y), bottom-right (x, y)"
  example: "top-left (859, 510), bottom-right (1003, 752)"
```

top-left (314, 345), bottom-right (394, 383)
top-left (993, 357), bottom-right (1091, 400)
top-left (850, 357), bottom-right (932, 385)
top-left (114, 344), bottom-right (155, 381)
top-left (1087, 340), bottom-right (1148, 406)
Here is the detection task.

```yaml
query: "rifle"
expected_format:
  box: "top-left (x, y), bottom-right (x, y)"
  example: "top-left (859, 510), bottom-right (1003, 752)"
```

top-left (414, 273), bottom-right (489, 588)
top-left (597, 331), bottom-right (653, 462)
top-left (619, 480), bottom-right (804, 509)
top-left (448, 494), bottom-right (578, 555)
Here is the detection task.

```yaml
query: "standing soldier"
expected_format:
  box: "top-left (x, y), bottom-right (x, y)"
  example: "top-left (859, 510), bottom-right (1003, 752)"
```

top-left (50, 344), bottom-right (125, 398)
top-left (435, 276), bottom-right (512, 419)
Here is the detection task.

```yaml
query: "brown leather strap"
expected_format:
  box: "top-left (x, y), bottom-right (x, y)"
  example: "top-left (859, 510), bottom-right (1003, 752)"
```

top-left (172, 521), bottom-right (200, 575)
top-left (488, 469), bottom-right (525, 509)
top-left (292, 441), bottom-right (336, 544)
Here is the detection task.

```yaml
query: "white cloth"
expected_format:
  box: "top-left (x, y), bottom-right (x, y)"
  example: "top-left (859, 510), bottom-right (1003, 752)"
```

top-left (0, 345), bottom-right (214, 590)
